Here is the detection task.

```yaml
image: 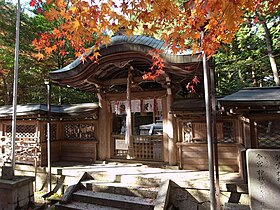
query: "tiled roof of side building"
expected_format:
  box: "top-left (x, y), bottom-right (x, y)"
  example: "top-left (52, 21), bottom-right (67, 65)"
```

top-left (219, 87), bottom-right (280, 103)
top-left (0, 103), bottom-right (99, 117)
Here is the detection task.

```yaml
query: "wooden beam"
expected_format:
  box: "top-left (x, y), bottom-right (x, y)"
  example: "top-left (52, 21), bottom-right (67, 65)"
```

top-left (103, 76), bottom-right (154, 86)
top-left (106, 90), bottom-right (166, 101)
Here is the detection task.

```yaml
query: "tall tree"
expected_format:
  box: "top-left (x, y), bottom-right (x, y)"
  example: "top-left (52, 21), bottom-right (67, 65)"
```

top-left (0, 0), bottom-right (97, 105)
top-left (214, 9), bottom-right (280, 95)
top-left (254, 7), bottom-right (280, 85)
top-left (0, 0), bottom-right (37, 104)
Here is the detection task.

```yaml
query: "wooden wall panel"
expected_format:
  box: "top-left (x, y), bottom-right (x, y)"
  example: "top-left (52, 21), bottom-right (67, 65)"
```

top-left (60, 140), bottom-right (97, 163)
top-left (41, 141), bottom-right (61, 166)
top-left (177, 143), bottom-right (239, 172)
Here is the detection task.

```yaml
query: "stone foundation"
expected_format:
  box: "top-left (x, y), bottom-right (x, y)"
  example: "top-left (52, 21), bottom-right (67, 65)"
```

top-left (0, 176), bottom-right (35, 210)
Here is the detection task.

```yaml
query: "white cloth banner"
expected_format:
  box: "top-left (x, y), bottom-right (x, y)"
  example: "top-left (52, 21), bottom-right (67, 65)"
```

top-left (112, 99), bottom-right (161, 114)
top-left (111, 101), bottom-right (117, 113)
top-left (118, 101), bottom-right (127, 115)
top-left (111, 101), bottom-right (127, 115)
top-left (131, 100), bottom-right (141, 112)
top-left (156, 98), bottom-right (162, 112)
top-left (143, 99), bottom-right (154, 112)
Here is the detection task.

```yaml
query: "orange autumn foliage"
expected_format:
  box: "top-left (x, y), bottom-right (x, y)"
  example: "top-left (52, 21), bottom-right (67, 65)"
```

top-left (31, 0), bottom-right (280, 66)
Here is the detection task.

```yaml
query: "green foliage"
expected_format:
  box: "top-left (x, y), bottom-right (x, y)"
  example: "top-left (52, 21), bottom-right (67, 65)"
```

top-left (0, 0), bottom-right (97, 106)
top-left (214, 13), bottom-right (280, 95)
top-left (52, 86), bottom-right (98, 104)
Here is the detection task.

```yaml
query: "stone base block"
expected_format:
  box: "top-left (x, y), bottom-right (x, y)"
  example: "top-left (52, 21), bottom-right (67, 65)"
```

top-left (224, 202), bottom-right (250, 210)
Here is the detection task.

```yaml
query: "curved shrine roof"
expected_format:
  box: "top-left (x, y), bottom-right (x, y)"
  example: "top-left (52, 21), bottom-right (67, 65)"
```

top-left (49, 35), bottom-right (203, 94)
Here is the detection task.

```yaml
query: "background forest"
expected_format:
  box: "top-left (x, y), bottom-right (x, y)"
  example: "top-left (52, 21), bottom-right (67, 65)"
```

top-left (0, 0), bottom-right (97, 105)
top-left (0, 0), bottom-right (279, 106)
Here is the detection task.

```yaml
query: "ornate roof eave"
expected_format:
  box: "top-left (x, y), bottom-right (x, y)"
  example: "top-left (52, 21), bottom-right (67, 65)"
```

top-left (49, 35), bottom-right (203, 93)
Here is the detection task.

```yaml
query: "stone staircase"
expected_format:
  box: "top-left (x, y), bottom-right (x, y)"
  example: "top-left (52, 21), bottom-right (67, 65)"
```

top-left (55, 171), bottom-right (162, 210)
top-left (57, 189), bottom-right (155, 209)
top-left (48, 162), bottom-right (249, 210)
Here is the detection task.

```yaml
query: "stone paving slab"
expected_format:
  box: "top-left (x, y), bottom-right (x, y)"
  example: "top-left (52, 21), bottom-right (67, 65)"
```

top-left (57, 201), bottom-right (121, 210)
top-left (51, 161), bottom-right (242, 183)
top-left (75, 190), bottom-right (155, 205)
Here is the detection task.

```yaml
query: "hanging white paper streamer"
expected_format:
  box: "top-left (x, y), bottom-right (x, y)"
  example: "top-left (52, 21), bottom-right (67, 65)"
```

top-left (131, 100), bottom-right (141, 112)
top-left (143, 99), bottom-right (154, 112)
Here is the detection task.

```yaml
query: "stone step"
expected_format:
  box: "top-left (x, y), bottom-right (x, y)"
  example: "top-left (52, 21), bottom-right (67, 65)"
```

top-left (88, 171), bottom-right (241, 192)
top-left (55, 201), bottom-right (120, 210)
top-left (62, 171), bottom-right (162, 188)
top-left (61, 170), bottom-right (244, 196)
top-left (90, 172), bottom-right (162, 187)
top-left (224, 202), bottom-right (250, 210)
top-left (72, 189), bottom-right (155, 210)
top-left (82, 180), bottom-right (159, 199)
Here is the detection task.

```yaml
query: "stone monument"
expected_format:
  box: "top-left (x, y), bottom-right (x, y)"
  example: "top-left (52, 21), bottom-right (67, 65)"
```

top-left (247, 149), bottom-right (280, 210)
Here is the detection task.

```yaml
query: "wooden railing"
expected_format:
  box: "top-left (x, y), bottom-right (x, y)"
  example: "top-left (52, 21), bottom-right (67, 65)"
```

top-left (113, 135), bottom-right (163, 161)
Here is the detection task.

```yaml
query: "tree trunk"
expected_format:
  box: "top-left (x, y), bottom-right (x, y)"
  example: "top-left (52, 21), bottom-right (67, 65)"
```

top-left (261, 20), bottom-right (280, 86)
top-left (2, 77), bottom-right (12, 105)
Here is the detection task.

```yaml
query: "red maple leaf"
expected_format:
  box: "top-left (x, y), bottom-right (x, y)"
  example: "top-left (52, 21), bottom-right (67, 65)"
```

top-left (192, 76), bottom-right (200, 84)
top-left (29, 0), bottom-right (36, 7)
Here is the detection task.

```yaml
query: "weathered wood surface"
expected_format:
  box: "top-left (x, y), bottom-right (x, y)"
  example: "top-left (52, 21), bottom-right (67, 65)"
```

top-left (177, 143), bottom-right (239, 171)
top-left (113, 135), bottom-right (163, 161)
top-left (41, 141), bottom-right (61, 166)
top-left (60, 140), bottom-right (97, 163)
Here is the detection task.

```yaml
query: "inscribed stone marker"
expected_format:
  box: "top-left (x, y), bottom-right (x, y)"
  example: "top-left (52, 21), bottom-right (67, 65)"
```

top-left (247, 149), bottom-right (280, 210)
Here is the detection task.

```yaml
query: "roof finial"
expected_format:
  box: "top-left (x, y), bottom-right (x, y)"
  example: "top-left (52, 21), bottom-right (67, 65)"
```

top-left (113, 26), bottom-right (126, 36)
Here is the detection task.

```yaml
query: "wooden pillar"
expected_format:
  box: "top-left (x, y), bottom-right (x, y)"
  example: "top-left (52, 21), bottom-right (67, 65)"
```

top-left (97, 92), bottom-right (110, 160)
top-left (105, 111), bottom-right (112, 160)
top-left (162, 98), bottom-right (169, 162)
top-left (242, 117), bottom-right (251, 148)
top-left (250, 119), bottom-right (257, 148)
top-left (126, 66), bottom-right (134, 159)
top-left (56, 121), bottom-right (64, 141)
top-left (166, 76), bottom-right (176, 165)
top-left (242, 117), bottom-right (257, 149)
top-left (239, 117), bottom-right (252, 181)
top-left (234, 119), bottom-right (242, 144)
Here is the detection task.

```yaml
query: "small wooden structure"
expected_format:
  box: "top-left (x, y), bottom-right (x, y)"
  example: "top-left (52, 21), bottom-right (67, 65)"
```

top-left (0, 103), bottom-right (99, 166)
top-left (218, 87), bottom-right (280, 177)
top-left (218, 87), bottom-right (280, 149)
top-left (171, 87), bottom-right (280, 173)
top-left (171, 99), bottom-right (240, 172)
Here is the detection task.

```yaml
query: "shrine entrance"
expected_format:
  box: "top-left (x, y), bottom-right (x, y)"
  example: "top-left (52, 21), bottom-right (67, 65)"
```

top-left (111, 98), bottom-right (163, 161)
